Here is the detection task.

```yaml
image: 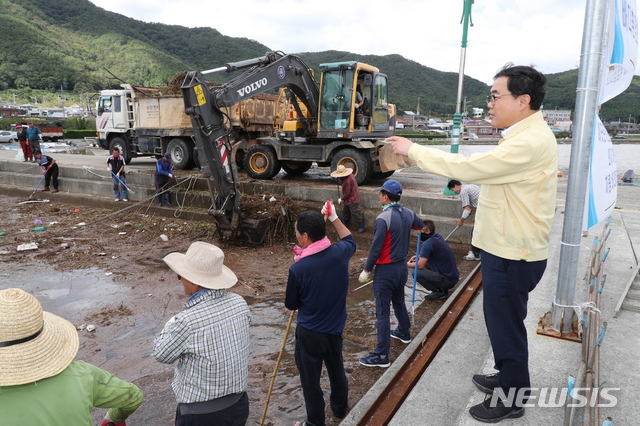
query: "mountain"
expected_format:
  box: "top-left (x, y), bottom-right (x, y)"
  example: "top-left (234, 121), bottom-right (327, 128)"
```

top-left (0, 0), bottom-right (637, 121)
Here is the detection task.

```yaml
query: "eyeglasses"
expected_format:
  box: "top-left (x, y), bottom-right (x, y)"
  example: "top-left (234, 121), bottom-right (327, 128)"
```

top-left (486, 93), bottom-right (513, 104)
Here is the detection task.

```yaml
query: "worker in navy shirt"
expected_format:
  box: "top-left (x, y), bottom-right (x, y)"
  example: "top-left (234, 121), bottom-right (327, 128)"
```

top-left (358, 180), bottom-right (423, 368)
top-left (408, 219), bottom-right (460, 300)
top-left (286, 204), bottom-right (356, 426)
top-left (34, 150), bottom-right (59, 193)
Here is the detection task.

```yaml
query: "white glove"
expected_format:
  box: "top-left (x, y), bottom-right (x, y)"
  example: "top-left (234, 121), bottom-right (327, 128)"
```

top-left (321, 201), bottom-right (338, 222)
top-left (169, 174), bottom-right (174, 179)
top-left (116, 173), bottom-right (120, 178)
top-left (337, 198), bottom-right (342, 205)
top-left (461, 209), bottom-right (471, 219)
top-left (359, 270), bottom-right (370, 284)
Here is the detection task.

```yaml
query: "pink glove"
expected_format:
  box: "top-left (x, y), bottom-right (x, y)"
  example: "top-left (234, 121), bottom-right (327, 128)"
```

top-left (42, 170), bottom-right (47, 175)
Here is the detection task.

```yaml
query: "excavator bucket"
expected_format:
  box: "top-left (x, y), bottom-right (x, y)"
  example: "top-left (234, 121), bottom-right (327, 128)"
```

top-left (235, 217), bottom-right (271, 245)
top-left (378, 142), bottom-right (415, 172)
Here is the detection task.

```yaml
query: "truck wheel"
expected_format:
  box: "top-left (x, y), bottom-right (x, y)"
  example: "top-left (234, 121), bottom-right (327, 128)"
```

top-left (167, 138), bottom-right (193, 170)
top-left (282, 161), bottom-right (312, 176)
top-left (371, 170), bottom-right (395, 180)
top-left (244, 145), bottom-right (281, 179)
top-left (109, 137), bottom-right (132, 165)
top-left (331, 148), bottom-right (372, 185)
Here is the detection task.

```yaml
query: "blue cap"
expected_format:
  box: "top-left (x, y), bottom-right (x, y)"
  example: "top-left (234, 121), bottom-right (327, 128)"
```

top-left (374, 179), bottom-right (403, 195)
top-left (164, 152), bottom-right (171, 158)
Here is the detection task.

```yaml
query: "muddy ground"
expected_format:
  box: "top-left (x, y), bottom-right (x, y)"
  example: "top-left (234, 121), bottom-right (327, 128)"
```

top-left (0, 194), bottom-right (477, 425)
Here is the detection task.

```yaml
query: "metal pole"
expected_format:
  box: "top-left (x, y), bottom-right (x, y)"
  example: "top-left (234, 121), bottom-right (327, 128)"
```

top-left (551, 0), bottom-right (609, 332)
top-left (445, 0), bottom-right (474, 195)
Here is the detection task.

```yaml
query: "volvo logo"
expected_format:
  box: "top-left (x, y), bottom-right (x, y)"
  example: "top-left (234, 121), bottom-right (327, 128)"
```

top-left (237, 78), bottom-right (268, 97)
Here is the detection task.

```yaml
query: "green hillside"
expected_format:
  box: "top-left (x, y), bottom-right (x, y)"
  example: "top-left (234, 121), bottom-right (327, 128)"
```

top-left (0, 0), bottom-right (638, 121)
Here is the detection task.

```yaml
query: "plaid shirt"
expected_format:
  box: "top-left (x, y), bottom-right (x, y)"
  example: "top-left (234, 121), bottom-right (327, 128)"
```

top-left (153, 289), bottom-right (251, 403)
top-left (460, 184), bottom-right (480, 210)
top-left (340, 174), bottom-right (360, 204)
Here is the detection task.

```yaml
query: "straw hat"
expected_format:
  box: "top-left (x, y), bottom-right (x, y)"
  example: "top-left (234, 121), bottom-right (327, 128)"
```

top-left (164, 241), bottom-right (237, 289)
top-left (330, 165), bottom-right (353, 178)
top-left (0, 288), bottom-right (79, 386)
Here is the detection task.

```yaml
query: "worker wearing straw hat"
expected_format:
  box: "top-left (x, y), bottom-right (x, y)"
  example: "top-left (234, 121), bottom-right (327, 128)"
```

top-left (0, 288), bottom-right (144, 425)
top-left (154, 241), bottom-right (251, 425)
top-left (330, 165), bottom-right (365, 233)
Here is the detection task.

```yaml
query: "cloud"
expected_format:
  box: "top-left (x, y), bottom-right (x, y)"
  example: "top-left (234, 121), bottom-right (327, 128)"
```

top-left (88, 0), bottom-right (633, 85)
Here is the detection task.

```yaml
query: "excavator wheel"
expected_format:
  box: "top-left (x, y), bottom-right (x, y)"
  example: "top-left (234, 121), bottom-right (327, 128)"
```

top-left (331, 148), bottom-right (372, 185)
top-left (244, 145), bottom-right (281, 179)
top-left (282, 161), bottom-right (312, 176)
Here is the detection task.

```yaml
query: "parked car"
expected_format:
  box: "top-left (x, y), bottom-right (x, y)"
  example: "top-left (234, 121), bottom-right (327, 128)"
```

top-left (0, 130), bottom-right (17, 143)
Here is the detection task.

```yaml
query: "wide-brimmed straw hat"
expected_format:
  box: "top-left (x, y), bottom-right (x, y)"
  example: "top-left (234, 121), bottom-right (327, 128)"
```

top-left (0, 288), bottom-right (79, 386)
top-left (164, 241), bottom-right (237, 289)
top-left (330, 165), bottom-right (353, 178)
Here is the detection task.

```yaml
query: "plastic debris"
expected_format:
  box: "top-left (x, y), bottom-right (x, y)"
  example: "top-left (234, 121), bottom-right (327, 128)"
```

top-left (0, 250), bottom-right (10, 255)
top-left (17, 242), bottom-right (39, 251)
top-left (134, 224), bottom-right (142, 228)
top-left (269, 196), bottom-right (276, 202)
top-left (77, 222), bottom-right (86, 226)
top-left (105, 272), bottom-right (113, 276)
top-left (33, 219), bottom-right (43, 225)
top-left (60, 243), bottom-right (70, 249)
top-left (49, 221), bottom-right (58, 225)
top-left (86, 325), bottom-right (96, 332)
top-left (111, 224), bottom-right (120, 229)
top-left (118, 232), bottom-right (126, 235)
top-left (160, 234), bottom-right (169, 241)
top-left (95, 253), bottom-right (106, 256)
top-left (32, 226), bottom-right (46, 232)
top-left (76, 323), bottom-right (85, 331)
top-left (124, 222), bottom-right (133, 227)
top-left (0, 232), bottom-right (6, 236)
top-left (74, 209), bottom-right (80, 213)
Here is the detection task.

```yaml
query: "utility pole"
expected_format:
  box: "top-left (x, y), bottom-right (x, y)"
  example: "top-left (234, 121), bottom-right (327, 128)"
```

top-left (445, 0), bottom-right (474, 195)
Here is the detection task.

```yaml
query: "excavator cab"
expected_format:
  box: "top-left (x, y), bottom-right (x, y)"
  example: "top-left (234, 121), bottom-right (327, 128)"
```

top-left (318, 62), bottom-right (391, 135)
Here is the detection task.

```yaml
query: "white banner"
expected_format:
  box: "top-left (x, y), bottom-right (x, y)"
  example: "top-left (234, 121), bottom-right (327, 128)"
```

top-left (599, 0), bottom-right (638, 104)
top-left (585, 114), bottom-right (618, 229)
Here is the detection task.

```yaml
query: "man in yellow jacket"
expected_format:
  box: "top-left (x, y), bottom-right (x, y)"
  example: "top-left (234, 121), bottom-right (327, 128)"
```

top-left (388, 64), bottom-right (557, 423)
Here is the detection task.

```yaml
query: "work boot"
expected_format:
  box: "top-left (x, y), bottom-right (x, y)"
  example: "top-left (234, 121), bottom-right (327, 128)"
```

top-left (51, 189), bottom-right (59, 193)
top-left (42, 187), bottom-right (50, 192)
top-left (357, 221), bottom-right (365, 233)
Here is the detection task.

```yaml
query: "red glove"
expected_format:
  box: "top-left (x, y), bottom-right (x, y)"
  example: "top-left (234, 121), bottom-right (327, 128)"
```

top-left (100, 420), bottom-right (126, 426)
top-left (42, 170), bottom-right (47, 175)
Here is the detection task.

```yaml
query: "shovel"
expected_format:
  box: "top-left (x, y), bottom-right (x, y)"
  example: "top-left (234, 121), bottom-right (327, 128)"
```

top-left (29, 173), bottom-right (46, 200)
top-left (444, 225), bottom-right (460, 241)
top-left (110, 171), bottom-right (134, 193)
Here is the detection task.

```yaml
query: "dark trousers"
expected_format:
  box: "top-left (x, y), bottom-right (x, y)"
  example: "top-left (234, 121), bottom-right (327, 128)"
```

top-left (44, 164), bottom-right (59, 190)
top-left (155, 174), bottom-right (171, 205)
top-left (174, 392), bottom-right (249, 426)
top-left (480, 250), bottom-right (547, 401)
top-left (29, 139), bottom-right (40, 154)
top-left (342, 202), bottom-right (362, 224)
top-left (294, 324), bottom-right (348, 426)
top-left (373, 262), bottom-right (411, 355)
top-left (414, 267), bottom-right (458, 292)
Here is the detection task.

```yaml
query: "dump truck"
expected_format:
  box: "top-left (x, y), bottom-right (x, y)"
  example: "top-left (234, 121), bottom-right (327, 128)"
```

top-left (95, 84), bottom-right (285, 169)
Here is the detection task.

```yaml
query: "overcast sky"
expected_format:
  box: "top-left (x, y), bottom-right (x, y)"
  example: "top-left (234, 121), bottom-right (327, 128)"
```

top-left (87, 0), bottom-right (618, 85)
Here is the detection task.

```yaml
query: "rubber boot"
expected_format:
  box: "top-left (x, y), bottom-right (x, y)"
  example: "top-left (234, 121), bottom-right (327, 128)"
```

top-left (357, 221), bottom-right (365, 233)
top-left (164, 192), bottom-right (172, 207)
top-left (157, 194), bottom-right (163, 207)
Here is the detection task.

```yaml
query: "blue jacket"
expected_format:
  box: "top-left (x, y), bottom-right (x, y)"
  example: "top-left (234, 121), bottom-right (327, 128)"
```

top-left (156, 158), bottom-right (173, 176)
top-left (26, 126), bottom-right (42, 141)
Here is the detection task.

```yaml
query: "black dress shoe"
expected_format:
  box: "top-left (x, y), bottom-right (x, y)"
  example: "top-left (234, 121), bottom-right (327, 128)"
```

top-left (469, 396), bottom-right (525, 423)
top-left (473, 373), bottom-right (500, 394)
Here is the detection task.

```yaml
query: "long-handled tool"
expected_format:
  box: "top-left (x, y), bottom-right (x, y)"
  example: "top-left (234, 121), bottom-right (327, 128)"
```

top-left (260, 309), bottom-right (296, 426)
top-left (411, 231), bottom-right (421, 320)
top-left (110, 170), bottom-right (134, 194)
top-left (28, 173), bottom-right (46, 200)
top-left (347, 279), bottom-right (373, 296)
top-left (444, 225), bottom-right (460, 241)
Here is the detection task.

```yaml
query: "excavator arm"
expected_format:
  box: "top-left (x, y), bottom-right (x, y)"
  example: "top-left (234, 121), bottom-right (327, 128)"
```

top-left (181, 51), bottom-right (320, 242)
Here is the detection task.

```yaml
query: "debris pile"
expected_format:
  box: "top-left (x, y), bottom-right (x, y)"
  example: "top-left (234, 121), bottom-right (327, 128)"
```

top-left (240, 194), bottom-right (303, 245)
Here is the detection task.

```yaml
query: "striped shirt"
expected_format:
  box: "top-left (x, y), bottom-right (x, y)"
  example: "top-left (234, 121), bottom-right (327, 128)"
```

top-left (153, 289), bottom-right (251, 403)
top-left (460, 184), bottom-right (480, 210)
